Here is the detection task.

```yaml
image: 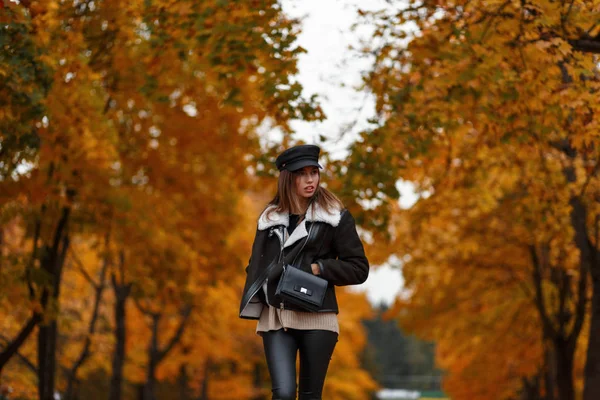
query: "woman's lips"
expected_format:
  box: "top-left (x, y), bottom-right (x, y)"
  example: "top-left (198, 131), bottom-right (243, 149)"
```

top-left (305, 186), bottom-right (314, 192)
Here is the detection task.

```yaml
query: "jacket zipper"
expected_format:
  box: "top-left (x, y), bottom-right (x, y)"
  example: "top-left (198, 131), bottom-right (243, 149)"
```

top-left (265, 227), bottom-right (286, 305)
top-left (273, 226), bottom-right (286, 313)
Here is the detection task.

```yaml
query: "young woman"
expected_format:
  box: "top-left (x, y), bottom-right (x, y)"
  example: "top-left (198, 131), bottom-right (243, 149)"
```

top-left (239, 144), bottom-right (369, 400)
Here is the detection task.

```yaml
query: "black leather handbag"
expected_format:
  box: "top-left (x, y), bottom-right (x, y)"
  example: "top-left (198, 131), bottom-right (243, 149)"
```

top-left (275, 264), bottom-right (327, 312)
top-left (275, 222), bottom-right (327, 312)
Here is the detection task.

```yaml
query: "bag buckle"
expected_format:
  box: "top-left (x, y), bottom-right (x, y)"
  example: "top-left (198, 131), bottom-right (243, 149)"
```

top-left (293, 285), bottom-right (312, 296)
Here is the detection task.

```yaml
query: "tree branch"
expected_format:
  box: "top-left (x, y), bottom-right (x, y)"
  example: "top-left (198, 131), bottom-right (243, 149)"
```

top-left (579, 156), bottom-right (600, 198)
top-left (134, 298), bottom-right (154, 317)
top-left (556, 267), bottom-right (570, 338)
top-left (570, 246), bottom-right (589, 346)
top-left (530, 245), bottom-right (558, 340)
top-left (478, 0), bottom-right (512, 42)
top-left (156, 305), bottom-right (193, 365)
top-left (70, 251), bottom-right (99, 289)
top-left (26, 206), bottom-right (45, 299)
top-left (586, 22), bottom-right (599, 36)
top-left (0, 334), bottom-right (37, 374)
top-left (0, 312), bottom-right (41, 374)
top-left (561, 0), bottom-right (577, 35)
top-left (570, 215), bottom-right (596, 344)
top-left (51, 206), bottom-right (71, 265)
top-left (64, 232), bottom-right (111, 399)
top-left (568, 39), bottom-right (600, 54)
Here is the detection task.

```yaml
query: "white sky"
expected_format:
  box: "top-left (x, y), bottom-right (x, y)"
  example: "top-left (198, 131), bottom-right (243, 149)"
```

top-left (279, 0), bottom-right (412, 306)
top-left (280, 0), bottom-right (383, 158)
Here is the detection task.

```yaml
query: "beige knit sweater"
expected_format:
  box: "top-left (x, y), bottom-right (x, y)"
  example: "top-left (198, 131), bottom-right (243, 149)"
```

top-left (256, 304), bottom-right (339, 335)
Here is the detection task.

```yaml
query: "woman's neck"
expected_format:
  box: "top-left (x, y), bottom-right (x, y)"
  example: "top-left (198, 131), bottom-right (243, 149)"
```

top-left (292, 198), bottom-right (310, 215)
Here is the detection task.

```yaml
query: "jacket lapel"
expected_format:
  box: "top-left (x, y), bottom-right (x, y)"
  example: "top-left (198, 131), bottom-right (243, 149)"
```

top-left (283, 219), bottom-right (308, 249)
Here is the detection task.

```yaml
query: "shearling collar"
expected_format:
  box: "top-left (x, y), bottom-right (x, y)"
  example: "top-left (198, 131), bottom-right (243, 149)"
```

top-left (257, 203), bottom-right (342, 231)
top-left (258, 203), bottom-right (342, 249)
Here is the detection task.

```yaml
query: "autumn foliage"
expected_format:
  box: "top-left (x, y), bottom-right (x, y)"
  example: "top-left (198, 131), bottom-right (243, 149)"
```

top-left (10, 0), bottom-right (600, 399)
top-left (348, 1), bottom-right (600, 400)
top-left (0, 1), bottom-right (375, 399)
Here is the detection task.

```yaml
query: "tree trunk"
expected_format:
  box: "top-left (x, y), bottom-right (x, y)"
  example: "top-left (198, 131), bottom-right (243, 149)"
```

top-left (199, 359), bottom-right (210, 400)
top-left (250, 362), bottom-right (267, 400)
top-left (37, 321), bottom-right (58, 400)
top-left (252, 362), bottom-right (262, 398)
top-left (141, 314), bottom-right (159, 400)
top-left (554, 338), bottom-right (575, 400)
top-left (552, 97), bottom-right (598, 399)
top-left (108, 271), bottom-right (131, 400)
top-left (139, 306), bottom-right (191, 400)
top-left (583, 274), bottom-right (600, 400)
top-left (142, 367), bottom-right (156, 400)
top-left (519, 374), bottom-right (541, 400)
top-left (567, 194), bottom-right (597, 399)
top-left (530, 242), bottom-right (584, 400)
top-left (544, 345), bottom-right (556, 400)
top-left (178, 364), bottom-right (189, 400)
top-left (38, 208), bottom-right (70, 400)
top-left (136, 384), bottom-right (143, 400)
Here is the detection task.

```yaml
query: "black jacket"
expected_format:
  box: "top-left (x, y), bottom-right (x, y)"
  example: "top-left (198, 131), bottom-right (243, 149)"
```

top-left (239, 203), bottom-right (369, 319)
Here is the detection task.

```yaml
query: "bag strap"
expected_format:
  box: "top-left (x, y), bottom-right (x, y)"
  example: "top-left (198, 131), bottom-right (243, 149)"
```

top-left (288, 221), bottom-right (321, 267)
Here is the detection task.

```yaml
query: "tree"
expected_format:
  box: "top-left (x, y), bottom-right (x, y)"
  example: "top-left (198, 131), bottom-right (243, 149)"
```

top-left (350, 1), bottom-right (600, 399)
top-left (362, 306), bottom-right (440, 390)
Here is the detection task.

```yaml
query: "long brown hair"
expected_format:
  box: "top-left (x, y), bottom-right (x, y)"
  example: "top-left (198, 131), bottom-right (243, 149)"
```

top-left (265, 169), bottom-right (343, 219)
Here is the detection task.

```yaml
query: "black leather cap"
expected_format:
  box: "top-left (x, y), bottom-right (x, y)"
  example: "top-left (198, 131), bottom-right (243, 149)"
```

top-left (275, 144), bottom-right (322, 172)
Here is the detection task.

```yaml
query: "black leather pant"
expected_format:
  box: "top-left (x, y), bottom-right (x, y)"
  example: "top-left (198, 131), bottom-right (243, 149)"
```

top-left (262, 328), bottom-right (338, 400)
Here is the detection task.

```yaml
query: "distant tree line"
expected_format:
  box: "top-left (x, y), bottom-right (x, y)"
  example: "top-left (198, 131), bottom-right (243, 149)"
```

top-left (362, 306), bottom-right (443, 391)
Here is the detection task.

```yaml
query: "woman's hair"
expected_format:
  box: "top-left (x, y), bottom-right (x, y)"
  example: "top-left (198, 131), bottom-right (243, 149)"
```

top-left (265, 169), bottom-right (343, 218)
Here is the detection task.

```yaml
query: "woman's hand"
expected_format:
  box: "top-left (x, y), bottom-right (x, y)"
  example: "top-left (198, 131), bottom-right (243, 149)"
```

top-left (311, 263), bottom-right (320, 275)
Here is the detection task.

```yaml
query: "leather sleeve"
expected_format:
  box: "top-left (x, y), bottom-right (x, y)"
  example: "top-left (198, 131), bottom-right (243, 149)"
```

top-left (244, 228), bottom-right (260, 274)
top-left (316, 210), bottom-right (369, 286)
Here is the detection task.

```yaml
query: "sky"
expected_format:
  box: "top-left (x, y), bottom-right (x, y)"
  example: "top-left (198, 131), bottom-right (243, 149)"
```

top-left (279, 0), bottom-right (411, 306)
top-left (279, 0), bottom-right (383, 158)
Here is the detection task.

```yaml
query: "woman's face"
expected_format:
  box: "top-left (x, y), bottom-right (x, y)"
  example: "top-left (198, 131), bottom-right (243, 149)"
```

top-left (294, 166), bottom-right (320, 199)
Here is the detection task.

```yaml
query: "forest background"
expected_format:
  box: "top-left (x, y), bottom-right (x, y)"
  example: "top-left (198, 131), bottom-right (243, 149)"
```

top-left (1, 1), bottom-right (600, 400)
